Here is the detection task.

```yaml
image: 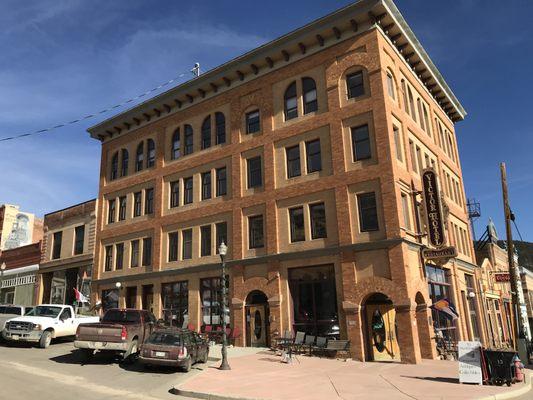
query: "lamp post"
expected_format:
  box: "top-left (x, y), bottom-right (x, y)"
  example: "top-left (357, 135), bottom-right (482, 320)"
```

top-left (1, 262), bottom-right (6, 303)
top-left (218, 241), bottom-right (230, 370)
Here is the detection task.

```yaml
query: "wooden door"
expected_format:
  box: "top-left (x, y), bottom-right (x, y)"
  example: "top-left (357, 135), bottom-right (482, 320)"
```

top-left (248, 305), bottom-right (267, 347)
top-left (366, 304), bottom-right (401, 361)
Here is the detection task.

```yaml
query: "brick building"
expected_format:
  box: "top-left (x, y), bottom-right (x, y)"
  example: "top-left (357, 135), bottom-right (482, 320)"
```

top-left (38, 199), bottom-right (97, 308)
top-left (87, 0), bottom-right (480, 363)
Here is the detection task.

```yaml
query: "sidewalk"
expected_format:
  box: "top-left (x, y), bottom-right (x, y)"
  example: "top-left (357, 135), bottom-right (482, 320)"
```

top-left (176, 348), bottom-right (532, 400)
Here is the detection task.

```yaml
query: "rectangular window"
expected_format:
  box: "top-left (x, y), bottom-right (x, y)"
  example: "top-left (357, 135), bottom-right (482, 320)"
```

top-left (346, 71), bottom-right (364, 98)
top-left (247, 156), bottom-right (262, 188)
top-left (104, 245), bottom-right (113, 271)
top-left (162, 281), bottom-right (189, 328)
top-left (286, 145), bottom-right (301, 178)
top-left (401, 193), bottom-right (411, 230)
top-left (184, 177), bottom-right (193, 204)
top-left (52, 231), bottom-right (62, 259)
top-left (416, 146), bottom-right (423, 175)
top-left (357, 192), bottom-right (379, 232)
top-left (246, 110), bottom-right (260, 134)
top-left (168, 232), bottom-right (179, 262)
top-left (393, 126), bottom-right (403, 162)
top-left (351, 125), bottom-right (371, 161)
top-left (118, 196), bottom-right (127, 221)
top-left (115, 243), bottom-right (124, 270)
top-left (133, 191), bottom-right (142, 217)
top-left (130, 240), bottom-right (139, 267)
top-left (248, 215), bottom-right (264, 249)
top-left (184, 126), bottom-right (193, 155)
top-left (305, 139), bottom-right (322, 173)
top-left (216, 167), bottom-right (227, 196)
top-left (216, 222), bottom-right (227, 252)
top-left (74, 225), bottom-right (85, 255)
top-left (409, 140), bottom-right (418, 173)
top-left (201, 171), bottom-right (212, 200)
top-left (182, 229), bottom-right (193, 260)
top-left (201, 225), bottom-right (212, 257)
top-left (142, 237), bottom-right (152, 267)
top-left (201, 277), bottom-right (229, 327)
top-left (144, 188), bottom-right (154, 215)
top-left (289, 207), bottom-right (305, 242)
top-left (170, 181), bottom-right (179, 208)
top-left (108, 199), bottom-right (116, 224)
top-left (310, 202), bottom-right (327, 239)
top-left (201, 120), bottom-right (211, 150)
top-left (387, 73), bottom-right (395, 98)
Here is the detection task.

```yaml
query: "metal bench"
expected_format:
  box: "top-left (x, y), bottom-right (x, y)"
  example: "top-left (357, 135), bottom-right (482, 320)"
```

top-left (323, 340), bottom-right (351, 360)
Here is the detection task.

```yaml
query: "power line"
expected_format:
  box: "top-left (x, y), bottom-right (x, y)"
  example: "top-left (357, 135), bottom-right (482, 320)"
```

top-left (0, 64), bottom-right (204, 143)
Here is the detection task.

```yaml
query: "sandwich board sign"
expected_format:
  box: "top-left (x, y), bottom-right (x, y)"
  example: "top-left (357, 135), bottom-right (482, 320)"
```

top-left (458, 341), bottom-right (482, 385)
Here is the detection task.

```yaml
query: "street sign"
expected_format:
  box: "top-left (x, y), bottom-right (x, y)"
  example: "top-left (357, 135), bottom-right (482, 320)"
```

top-left (458, 341), bottom-right (482, 385)
top-left (421, 168), bottom-right (446, 248)
top-left (422, 246), bottom-right (458, 261)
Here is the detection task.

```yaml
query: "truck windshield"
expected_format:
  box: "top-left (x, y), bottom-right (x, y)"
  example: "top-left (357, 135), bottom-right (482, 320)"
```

top-left (0, 306), bottom-right (21, 315)
top-left (102, 310), bottom-right (141, 323)
top-left (25, 306), bottom-right (62, 318)
top-left (147, 332), bottom-right (181, 346)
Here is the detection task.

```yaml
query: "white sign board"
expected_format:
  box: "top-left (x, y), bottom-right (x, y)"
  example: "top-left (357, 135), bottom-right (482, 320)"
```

top-left (458, 341), bottom-right (482, 385)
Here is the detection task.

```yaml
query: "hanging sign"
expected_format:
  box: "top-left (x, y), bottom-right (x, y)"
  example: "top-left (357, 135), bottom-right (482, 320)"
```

top-left (458, 341), bottom-right (483, 385)
top-left (422, 246), bottom-right (458, 261)
top-left (493, 272), bottom-right (511, 282)
top-left (422, 168), bottom-right (446, 248)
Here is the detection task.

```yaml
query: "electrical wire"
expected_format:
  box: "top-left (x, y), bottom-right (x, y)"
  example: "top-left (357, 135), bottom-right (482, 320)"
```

top-left (0, 66), bottom-right (204, 143)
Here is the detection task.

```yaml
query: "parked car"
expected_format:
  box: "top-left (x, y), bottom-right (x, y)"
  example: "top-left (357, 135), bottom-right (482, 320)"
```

top-left (2, 304), bottom-right (99, 348)
top-left (0, 305), bottom-right (33, 339)
top-left (74, 308), bottom-right (156, 363)
top-left (139, 328), bottom-right (209, 372)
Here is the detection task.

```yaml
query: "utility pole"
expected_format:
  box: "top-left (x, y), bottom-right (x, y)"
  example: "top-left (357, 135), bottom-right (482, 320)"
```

top-left (500, 162), bottom-right (520, 347)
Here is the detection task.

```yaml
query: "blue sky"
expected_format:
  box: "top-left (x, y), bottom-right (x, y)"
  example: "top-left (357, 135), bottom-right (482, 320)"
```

top-left (0, 0), bottom-right (531, 242)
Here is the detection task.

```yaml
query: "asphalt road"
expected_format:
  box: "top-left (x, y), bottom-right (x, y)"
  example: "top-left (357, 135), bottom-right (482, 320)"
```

top-left (0, 338), bottom-right (212, 400)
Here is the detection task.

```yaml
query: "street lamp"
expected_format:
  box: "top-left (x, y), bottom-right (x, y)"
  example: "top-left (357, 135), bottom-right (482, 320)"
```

top-left (1, 262), bottom-right (6, 303)
top-left (218, 241), bottom-right (230, 370)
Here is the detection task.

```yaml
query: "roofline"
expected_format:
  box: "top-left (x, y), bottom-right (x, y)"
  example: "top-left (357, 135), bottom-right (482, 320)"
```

top-left (88, 0), bottom-right (465, 140)
top-left (44, 198), bottom-right (97, 217)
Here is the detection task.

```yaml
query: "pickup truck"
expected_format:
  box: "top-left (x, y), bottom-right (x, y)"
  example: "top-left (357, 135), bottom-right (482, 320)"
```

top-left (74, 308), bottom-right (157, 362)
top-left (0, 305), bottom-right (33, 336)
top-left (2, 304), bottom-right (99, 348)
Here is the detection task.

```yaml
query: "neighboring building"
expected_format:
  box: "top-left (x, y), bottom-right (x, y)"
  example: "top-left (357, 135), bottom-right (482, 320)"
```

top-left (0, 204), bottom-right (43, 250)
top-left (520, 267), bottom-right (533, 338)
top-left (38, 199), bottom-right (96, 307)
top-left (87, 0), bottom-right (477, 363)
top-left (0, 242), bottom-right (41, 305)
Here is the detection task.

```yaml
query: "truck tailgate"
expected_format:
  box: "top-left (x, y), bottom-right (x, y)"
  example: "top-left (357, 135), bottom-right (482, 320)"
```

top-left (77, 323), bottom-right (124, 342)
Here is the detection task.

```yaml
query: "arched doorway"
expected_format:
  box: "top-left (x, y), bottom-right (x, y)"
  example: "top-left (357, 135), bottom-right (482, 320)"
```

top-left (363, 293), bottom-right (401, 362)
top-left (245, 290), bottom-right (269, 347)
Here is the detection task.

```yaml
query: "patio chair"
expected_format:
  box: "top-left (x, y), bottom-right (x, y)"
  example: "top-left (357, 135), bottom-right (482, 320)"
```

top-left (324, 340), bottom-right (351, 360)
top-left (303, 335), bottom-right (316, 355)
top-left (311, 336), bottom-right (328, 357)
top-left (291, 331), bottom-right (306, 354)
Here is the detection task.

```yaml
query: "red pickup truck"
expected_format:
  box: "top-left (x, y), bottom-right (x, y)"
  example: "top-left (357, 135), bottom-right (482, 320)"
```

top-left (74, 308), bottom-right (157, 362)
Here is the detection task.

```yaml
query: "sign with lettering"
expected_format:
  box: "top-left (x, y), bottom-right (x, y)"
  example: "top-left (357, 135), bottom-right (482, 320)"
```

top-left (422, 168), bottom-right (446, 248)
top-left (422, 246), bottom-right (458, 261)
top-left (494, 272), bottom-right (511, 282)
top-left (458, 341), bottom-right (482, 385)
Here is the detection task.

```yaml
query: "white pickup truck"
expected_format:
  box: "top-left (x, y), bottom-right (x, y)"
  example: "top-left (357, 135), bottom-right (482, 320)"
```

top-left (2, 304), bottom-right (99, 348)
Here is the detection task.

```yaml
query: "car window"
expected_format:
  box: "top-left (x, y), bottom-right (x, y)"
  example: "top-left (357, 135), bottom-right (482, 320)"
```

top-left (103, 310), bottom-right (141, 323)
top-left (24, 307), bottom-right (33, 315)
top-left (146, 332), bottom-right (181, 346)
top-left (0, 306), bottom-right (21, 315)
top-left (60, 308), bottom-right (72, 320)
top-left (26, 306), bottom-right (62, 318)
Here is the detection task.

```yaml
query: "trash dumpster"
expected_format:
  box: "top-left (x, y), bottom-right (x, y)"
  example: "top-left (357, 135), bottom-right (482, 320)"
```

top-left (482, 349), bottom-right (517, 386)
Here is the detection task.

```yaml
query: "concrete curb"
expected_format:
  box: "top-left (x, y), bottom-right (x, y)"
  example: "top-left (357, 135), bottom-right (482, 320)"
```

top-left (170, 388), bottom-right (261, 400)
top-left (476, 372), bottom-right (532, 400)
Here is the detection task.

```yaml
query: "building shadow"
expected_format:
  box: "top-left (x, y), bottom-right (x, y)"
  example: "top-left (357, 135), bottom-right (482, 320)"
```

top-left (401, 375), bottom-right (459, 384)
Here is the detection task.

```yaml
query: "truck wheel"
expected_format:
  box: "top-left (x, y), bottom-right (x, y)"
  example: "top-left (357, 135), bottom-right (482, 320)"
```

top-left (39, 331), bottom-right (52, 349)
top-left (181, 357), bottom-right (192, 372)
top-left (79, 348), bottom-right (94, 363)
top-left (123, 340), bottom-right (139, 364)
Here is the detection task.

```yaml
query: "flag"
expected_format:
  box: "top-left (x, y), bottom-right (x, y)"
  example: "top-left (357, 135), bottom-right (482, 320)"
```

top-left (430, 298), bottom-right (459, 320)
top-left (74, 288), bottom-right (89, 303)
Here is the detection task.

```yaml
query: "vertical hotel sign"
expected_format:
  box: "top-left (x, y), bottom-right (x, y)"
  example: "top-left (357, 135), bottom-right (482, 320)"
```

top-left (422, 167), bottom-right (446, 247)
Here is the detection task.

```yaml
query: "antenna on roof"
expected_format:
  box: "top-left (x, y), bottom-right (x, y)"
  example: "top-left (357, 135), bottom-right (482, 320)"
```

top-left (191, 63), bottom-right (200, 77)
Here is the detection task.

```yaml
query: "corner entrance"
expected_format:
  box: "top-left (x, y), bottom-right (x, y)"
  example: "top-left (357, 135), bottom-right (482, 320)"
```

top-left (364, 293), bottom-right (400, 362)
top-left (245, 290), bottom-right (269, 347)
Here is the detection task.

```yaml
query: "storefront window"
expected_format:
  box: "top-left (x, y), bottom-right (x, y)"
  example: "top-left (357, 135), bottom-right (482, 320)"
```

top-left (162, 281), bottom-right (188, 328)
top-left (464, 274), bottom-right (481, 341)
top-left (425, 265), bottom-right (456, 346)
top-left (200, 277), bottom-right (229, 328)
top-left (289, 265), bottom-right (339, 338)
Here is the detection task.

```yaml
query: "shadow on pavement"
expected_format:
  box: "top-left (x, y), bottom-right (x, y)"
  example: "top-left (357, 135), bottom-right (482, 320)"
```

top-left (401, 375), bottom-right (460, 384)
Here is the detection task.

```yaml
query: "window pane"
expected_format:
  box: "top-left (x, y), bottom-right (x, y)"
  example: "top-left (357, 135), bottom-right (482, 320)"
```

top-left (170, 182), bottom-right (179, 208)
top-left (249, 215), bottom-right (264, 249)
top-left (393, 126), bottom-right (403, 162)
top-left (246, 110), bottom-right (260, 134)
top-left (216, 167), bottom-right (227, 196)
top-left (144, 188), bottom-right (154, 214)
top-left (142, 237), bottom-right (152, 266)
top-left (147, 139), bottom-right (156, 168)
top-left (387, 73), bottom-right (395, 98)
top-left (351, 125), bottom-right (371, 161)
top-left (201, 116), bottom-right (211, 149)
top-left (184, 125), bottom-right (193, 155)
top-left (172, 129), bottom-right (181, 160)
top-left (202, 171), bottom-right (212, 200)
top-left (310, 203), bottom-right (327, 239)
top-left (130, 240), bottom-right (139, 267)
top-left (201, 225), bottom-right (212, 257)
top-left (247, 156), bottom-right (262, 188)
top-left (302, 77), bottom-right (318, 114)
top-left (115, 243), bottom-right (124, 270)
top-left (108, 199), bottom-right (115, 224)
top-left (182, 229), bottom-right (192, 259)
top-left (284, 82), bottom-right (298, 120)
top-left (347, 71), bottom-right (364, 98)
top-left (305, 139), bottom-right (322, 173)
top-left (286, 145), bottom-right (301, 178)
top-left (216, 222), bottom-right (227, 253)
top-left (289, 207), bottom-right (305, 242)
top-left (74, 225), bottom-right (85, 255)
top-left (357, 192), bottom-right (379, 232)
top-left (136, 143), bottom-right (144, 171)
top-left (184, 177), bottom-right (193, 204)
top-left (215, 112), bottom-right (226, 144)
top-left (168, 232), bottom-right (179, 262)
top-left (134, 192), bottom-right (142, 216)
top-left (104, 245), bottom-right (113, 271)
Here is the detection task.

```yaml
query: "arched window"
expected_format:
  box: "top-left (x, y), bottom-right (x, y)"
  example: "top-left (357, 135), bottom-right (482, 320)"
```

top-left (284, 81), bottom-right (298, 121)
top-left (386, 72), bottom-right (395, 99)
top-left (302, 77), bottom-right (317, 115)
top-left (401, 79), bottom-right (409, 114)
top-left (171, 128), bottom-right (181, 160)
top-left (201, 116), bottom-right (211, 150)
top-left (120, 149), bottom-right (129, 177)
top-left (346, 70), bottom-right (364, 99)
top-left (110, 152), bottom-right (118, 180)
top-left (423, 105), bottom-right (430, 136)
top-left (408, 87), bottom-right (416, 122)
top-left (215, 112), bottom-right (226, 144)
top-left (184, 124), bottom-right (193, 155)
top-left (135, 142), bottom-right (144, 172)
top-left (417, 99), bottom-right (424, 131)
top-left (147, 139), bottom-right (155, 168)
